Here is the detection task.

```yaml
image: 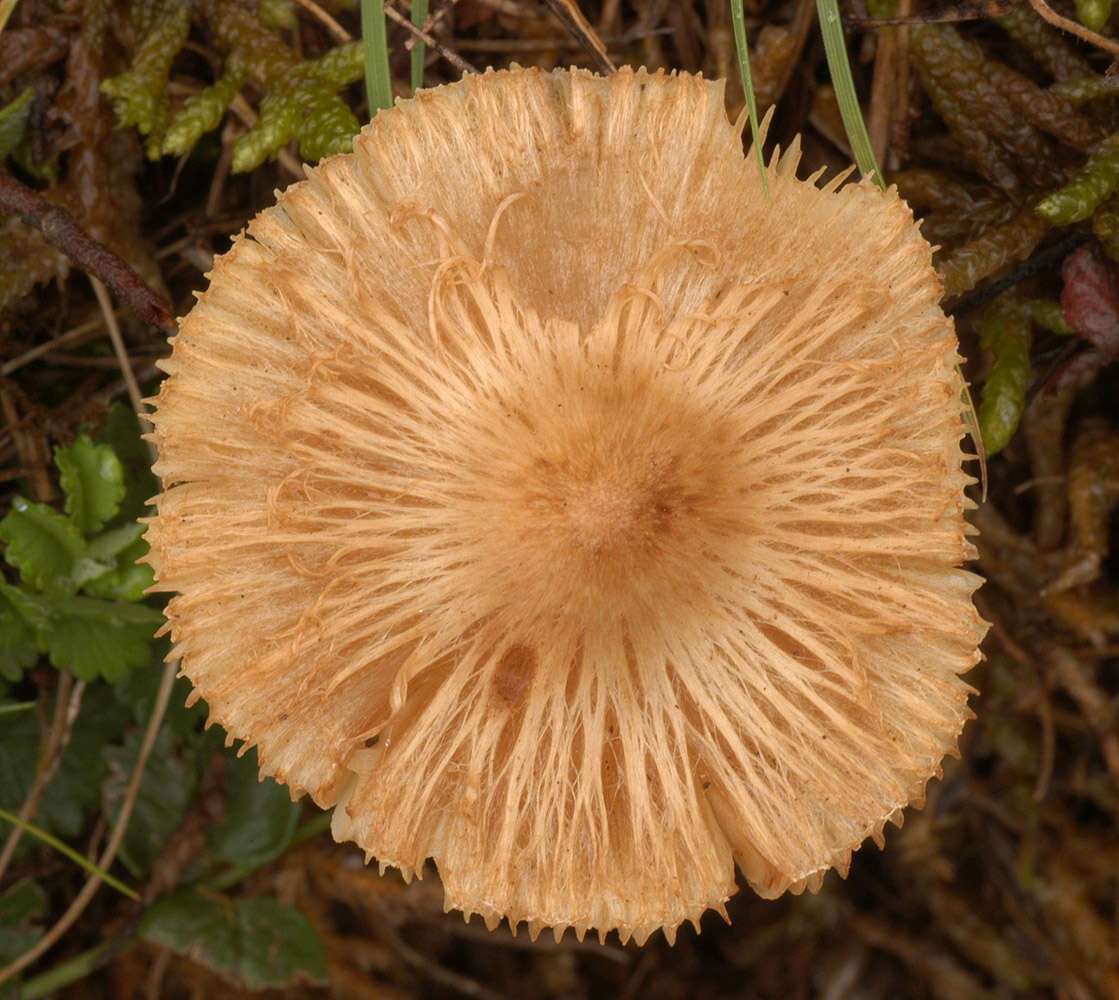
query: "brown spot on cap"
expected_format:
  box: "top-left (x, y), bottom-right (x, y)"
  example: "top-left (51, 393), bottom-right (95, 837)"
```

top-left (492, 643), bottom-right (537, 706)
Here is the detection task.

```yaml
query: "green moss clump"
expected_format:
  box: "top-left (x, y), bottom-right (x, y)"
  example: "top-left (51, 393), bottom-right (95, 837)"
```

top-left (978, 297), bottom-right (1034, 457)
top-left (100, 3), bottom-right (191, 157)
top-left (1037, 132), bottom-right (1119, 226)
top-left (102, 0), bottom-right (365, 172)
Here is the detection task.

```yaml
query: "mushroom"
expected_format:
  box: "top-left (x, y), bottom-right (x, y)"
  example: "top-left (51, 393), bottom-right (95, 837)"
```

top-left (145, 66), bottom-right (988, 945)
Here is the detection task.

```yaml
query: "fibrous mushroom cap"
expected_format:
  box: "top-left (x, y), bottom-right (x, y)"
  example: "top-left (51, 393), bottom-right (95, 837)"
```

top-left (146, 65), bottom-right (987, 946)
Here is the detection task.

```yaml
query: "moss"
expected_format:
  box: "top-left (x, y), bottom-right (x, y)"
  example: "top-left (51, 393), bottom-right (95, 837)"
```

top-left (1037, 131), bottom-right (1119, 225)
top-left (977, 295), bottom-right (1033, 457)
top-left (100, 3), bottom-right (191, 156)
top-left (102, 0), bottom-right (364, 171)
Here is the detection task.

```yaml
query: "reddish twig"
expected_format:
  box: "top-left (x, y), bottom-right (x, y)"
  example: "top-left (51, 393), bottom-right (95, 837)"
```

top-left (0, 175), bottom-right (174, 332)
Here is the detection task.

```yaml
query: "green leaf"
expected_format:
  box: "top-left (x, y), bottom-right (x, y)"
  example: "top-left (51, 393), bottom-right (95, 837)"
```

top-left (0, 712), bottom-right (38, 826)
top-left (42, 685), bottom-right (132, 836)
top-left (0, 685), bottom-right (130, 844)
top-left (234, 898), bottom-right (327, 989)
top-left (80, 548), bottom-right (155, 603)
top-left (0, 879), bottom-right (47, 966)
top-left (0, 87), bottom-right (34, 163)
top-left (56, 435), bottom-right (126, 536)
top-left (85, 520), bottom-right (145, 562)
top-left (42, 596), bottom-right (164, 682)
top-left (0, 583), bottom-right (46, 681)
top-left (83, 528), bottom-right (155, 602)
top-left (141, 890), bottom-right (328, 990)
top-left (102, 725), bottom-right (197, 877)
top-left (98, 403), bottom-right (159, 523)
top-left (210, 747), bottom-right (300, 870)
top-left (141, 891), bottom-right (235, 973)
top-left (0, 498), bottom-right (107, 598)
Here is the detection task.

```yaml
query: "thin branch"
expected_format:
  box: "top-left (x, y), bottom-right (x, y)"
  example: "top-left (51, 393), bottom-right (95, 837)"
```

top-left (385, 3), bottom-right (477, 75)
top-left (293, 0), bottom-right (351, 42)
top-left (539, 0), bottom-right (616, 73)
top-left (1, 315), bottom-right (109, 377)
top-left (0, 176), bottom-right (173, 332)
top-left (89, 276), bottom-right (149, 443)
top-left (1027, 0), bottom-right (1119, 56)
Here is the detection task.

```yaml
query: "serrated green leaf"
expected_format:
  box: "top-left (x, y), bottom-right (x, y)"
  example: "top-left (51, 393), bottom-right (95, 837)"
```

top-left (42, 596), bottom-right (164, 682)
top-left (0, 498), bottom-right (100, 598)
top-left (210, 747), bottom-right (300, 870)
top-left (141, 890), bottom-right (328, 990)
top-left (0, 583), bottom-right (44, 682)
top-left (141, 890), bottom-right (236, 973)
top-left (0, 582), bottom-right (49, 631)
top-left (86, 521), bottom-right (145, 562)
top-left (84, 526), bottom-right (156, 602)
top-left (56, 435), bottom-right (126, 536)
top-left (81, 538), bottom-right (156, 602)
top-left (101, 725), bottom-right (197, 877)
top-left (0, 87), bottom-right (34, 163)
top-left (99, 404), bottom-right (159, 523)
top-left (234, 898), bottom-right (328, 989)
top-left (0, 879), bottom-right (47, 966)
top-left (0, 712), bottom-right (38, 827)
top-left (99, 403), bottom-right (150, 468)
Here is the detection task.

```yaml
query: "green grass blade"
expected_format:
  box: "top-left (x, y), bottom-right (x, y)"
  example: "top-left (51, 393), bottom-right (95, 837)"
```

top-left (731, 0), bottom-right (769, 198)
top-left (361, 0), bottom-right (394, 115)
top-left (0, 807), bottom-right (139, 900)
top-left (816, 0), bottom-right (885, 189)
top-left (411, 0), bottom-right (429, 94)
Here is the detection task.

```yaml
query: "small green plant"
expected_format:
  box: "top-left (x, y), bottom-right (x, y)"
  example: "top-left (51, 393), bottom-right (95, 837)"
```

top-left (0, 406), bottom-right (328, 997)
top-left (0, 405), bottom-right (163, 685)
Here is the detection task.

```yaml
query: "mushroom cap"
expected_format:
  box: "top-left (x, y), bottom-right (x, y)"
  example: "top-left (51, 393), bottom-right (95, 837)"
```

top-left (146, 66), bottom-right (987, 946)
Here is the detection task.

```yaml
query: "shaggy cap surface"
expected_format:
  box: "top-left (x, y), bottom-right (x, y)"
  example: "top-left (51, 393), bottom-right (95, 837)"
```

top-left (146, 66), bottom-right (987, 945)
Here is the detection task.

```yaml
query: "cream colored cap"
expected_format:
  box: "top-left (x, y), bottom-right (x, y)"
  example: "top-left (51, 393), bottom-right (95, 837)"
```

top-left (146, 66), bottom-right (987, 946)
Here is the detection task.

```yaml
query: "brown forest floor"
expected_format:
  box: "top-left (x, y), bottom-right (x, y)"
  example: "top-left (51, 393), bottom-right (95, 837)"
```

top-left (1, 1), bottom-right (1118, 998)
